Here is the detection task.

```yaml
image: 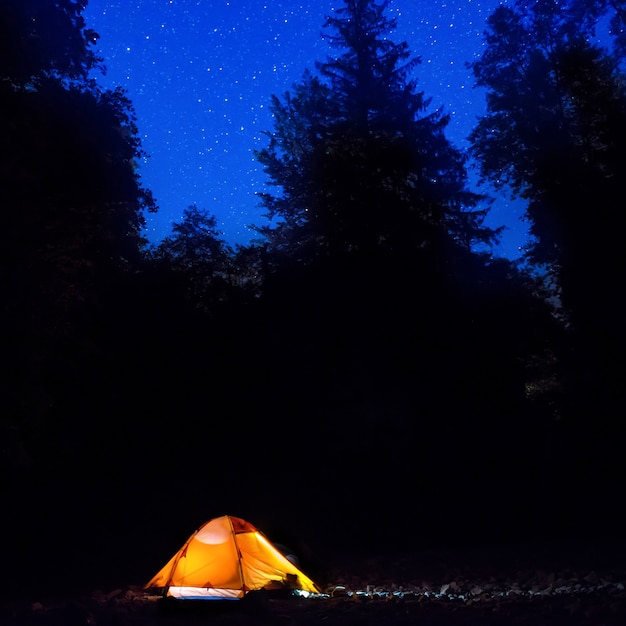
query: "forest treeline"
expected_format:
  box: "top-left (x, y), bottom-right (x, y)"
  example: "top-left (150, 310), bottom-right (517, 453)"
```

top-left (2, 0), bottom-right (625, 586)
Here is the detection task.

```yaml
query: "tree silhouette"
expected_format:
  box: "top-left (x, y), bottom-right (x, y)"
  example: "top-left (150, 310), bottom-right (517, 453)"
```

top-left (0, 0), bottom-right (101, 86)
top-left (150, 205), bottom-right (237, 312)
top-left (238, 1), bottom-right (566, 540)
top-left (468, 0), bottom-right (626, 508)
top-left (1, 0), bottom-right (155, 473)
top-left (255, 0), bottom-right (498, 273)
top-left (469, 0), bottom-right (626, 337)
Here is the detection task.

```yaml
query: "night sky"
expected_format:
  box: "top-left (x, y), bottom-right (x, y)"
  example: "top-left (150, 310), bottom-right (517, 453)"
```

top-left (83, 0), bottom-right (530, 258)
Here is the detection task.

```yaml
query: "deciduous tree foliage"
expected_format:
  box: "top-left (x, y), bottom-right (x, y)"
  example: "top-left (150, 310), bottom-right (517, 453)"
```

top-left (1, 0), bottom-right (155, 466)
top-left (468, 0), bottom-right (626, 488)
top-left (0, 0), bottom-right (100, 85)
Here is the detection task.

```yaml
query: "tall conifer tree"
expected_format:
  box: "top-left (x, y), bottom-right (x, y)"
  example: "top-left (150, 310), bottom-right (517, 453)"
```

top-left (255, 0), bottom-right (497, 271)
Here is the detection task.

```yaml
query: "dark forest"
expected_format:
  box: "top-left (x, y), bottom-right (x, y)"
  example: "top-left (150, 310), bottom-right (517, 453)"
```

top-left (2, 0), bottom-right (625, 603)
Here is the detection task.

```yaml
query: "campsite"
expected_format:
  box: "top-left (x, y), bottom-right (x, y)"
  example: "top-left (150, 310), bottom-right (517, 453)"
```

top-left (2, 508), bottom-right (626, 625)
top-left (3, 1), bottom-right (626, 624)
top-left (2, 538), bottom-right (626, 625)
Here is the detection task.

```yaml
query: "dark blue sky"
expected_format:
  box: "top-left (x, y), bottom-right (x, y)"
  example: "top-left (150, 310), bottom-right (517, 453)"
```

top-left (84, 0), bottom-right (529, 258)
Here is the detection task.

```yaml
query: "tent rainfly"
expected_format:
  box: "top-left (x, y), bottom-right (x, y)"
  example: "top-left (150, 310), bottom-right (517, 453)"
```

top-left (145, 515), bottom-right (321, 599)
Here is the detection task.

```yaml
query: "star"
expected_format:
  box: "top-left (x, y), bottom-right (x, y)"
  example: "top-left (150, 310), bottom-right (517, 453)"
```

top-left (84, 0), bottom-right (528, 257)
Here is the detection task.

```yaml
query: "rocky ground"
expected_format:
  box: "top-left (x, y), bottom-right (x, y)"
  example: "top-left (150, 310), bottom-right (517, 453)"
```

top-left (3, 541), bottom-right (626, 625)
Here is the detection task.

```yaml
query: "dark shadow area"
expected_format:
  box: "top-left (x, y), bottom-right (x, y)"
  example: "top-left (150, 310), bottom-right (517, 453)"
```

top-left (2, 2), bottom-right (625, 619)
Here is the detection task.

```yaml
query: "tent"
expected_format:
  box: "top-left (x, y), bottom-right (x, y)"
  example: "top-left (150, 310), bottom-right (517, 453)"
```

top-left (145, 515), bottom-right (321, 599)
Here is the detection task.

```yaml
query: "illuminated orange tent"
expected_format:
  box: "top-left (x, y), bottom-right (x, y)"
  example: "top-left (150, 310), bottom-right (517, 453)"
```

top-left (145, 515), bottom-right (321, 599)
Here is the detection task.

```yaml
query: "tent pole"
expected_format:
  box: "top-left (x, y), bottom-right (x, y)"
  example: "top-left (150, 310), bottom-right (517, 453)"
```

top-left (227, 516), bottom-right (248, 595)
top-left (163, 528), bottom-right (199, 596)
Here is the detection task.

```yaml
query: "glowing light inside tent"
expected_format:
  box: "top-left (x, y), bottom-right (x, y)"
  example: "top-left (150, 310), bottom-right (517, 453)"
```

top-left (195, 518), bottom-right (231, 544)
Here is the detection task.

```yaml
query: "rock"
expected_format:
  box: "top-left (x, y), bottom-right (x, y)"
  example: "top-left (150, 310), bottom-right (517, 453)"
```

top-left (105, 588), bottom-right (124, 603)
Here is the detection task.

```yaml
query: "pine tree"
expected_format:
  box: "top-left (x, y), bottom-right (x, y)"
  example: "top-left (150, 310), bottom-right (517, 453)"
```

top-left (246, 2), bottom-right (563, 534)
top-left (255, 0), bottom-right (497, 272)
top-left (150, 205), bottom-right (235, 311)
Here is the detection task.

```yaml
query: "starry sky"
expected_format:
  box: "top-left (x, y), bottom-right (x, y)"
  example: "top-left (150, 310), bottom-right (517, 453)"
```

top-left (83, 0), bottom-right (529, 259)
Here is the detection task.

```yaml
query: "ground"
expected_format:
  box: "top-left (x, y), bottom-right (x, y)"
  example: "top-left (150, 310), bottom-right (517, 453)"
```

top-left (2, 540), bottom-right (626, 625)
